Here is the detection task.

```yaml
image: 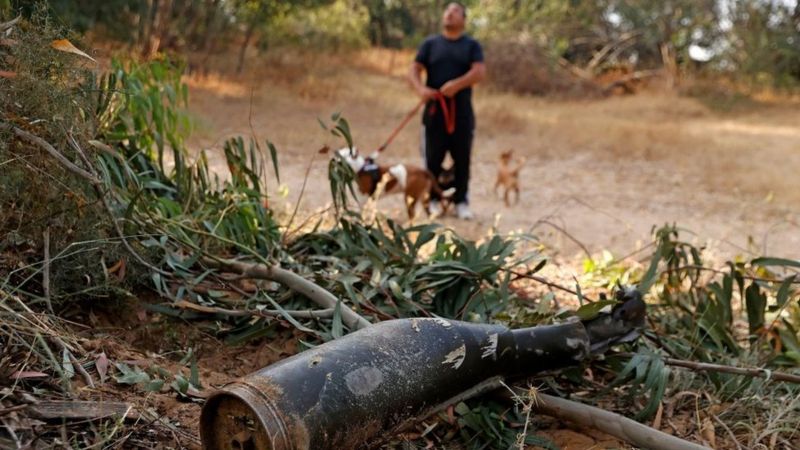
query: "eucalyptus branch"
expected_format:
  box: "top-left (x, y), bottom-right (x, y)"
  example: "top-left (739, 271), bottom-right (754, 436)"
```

top-left (506, 268), bottom-right (595, 301)
top-left (66, 133), bottom-right (169, 276)
top-left (173, 299), bottom-right (335, 319)
top-left (1, 122), bottom-right (100, 184)
top-left (532, 392), bottom-right (709, 450)
top-left (202, 257), bottom-right (371, 330)
top-left (616, 352), bottom-right (800, 384)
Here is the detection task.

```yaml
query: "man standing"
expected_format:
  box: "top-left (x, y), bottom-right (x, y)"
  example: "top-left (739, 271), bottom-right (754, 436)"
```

top-left (409, 2), bottom-right (486, 220)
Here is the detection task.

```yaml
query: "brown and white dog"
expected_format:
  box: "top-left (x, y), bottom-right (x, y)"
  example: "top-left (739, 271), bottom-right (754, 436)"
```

top-left (495, 149), bottom-right (525, 206)
top-left (336, 147), bottom-right (452, 219)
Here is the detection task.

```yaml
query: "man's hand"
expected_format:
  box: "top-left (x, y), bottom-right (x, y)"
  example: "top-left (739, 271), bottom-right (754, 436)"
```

top-left (418, 86), bottom-right (438, 100)
top-left (439, 80), bottom-right (461, 98)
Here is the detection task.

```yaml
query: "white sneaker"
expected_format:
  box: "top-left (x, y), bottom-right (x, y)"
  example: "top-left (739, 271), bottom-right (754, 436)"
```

top-left (428, 200), bottom-right (443, 218)
top-left (456, 203), bottom-right (473, 220)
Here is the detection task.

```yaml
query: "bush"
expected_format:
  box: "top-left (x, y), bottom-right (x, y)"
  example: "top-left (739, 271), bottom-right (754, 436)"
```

top-left (482, 39), bottom-right (601, 97)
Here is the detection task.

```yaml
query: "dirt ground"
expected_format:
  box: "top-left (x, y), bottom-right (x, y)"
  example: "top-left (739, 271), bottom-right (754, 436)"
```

top-left (186, 49), bottom-right (800, 264)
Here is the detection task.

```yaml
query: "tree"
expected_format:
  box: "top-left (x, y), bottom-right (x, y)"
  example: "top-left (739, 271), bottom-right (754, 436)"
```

top-left (608, 0), bottom-right (721, 86)
top-left (724, 0), bottom-right (800, 88)
top-left (232, 0), bottom-right (333, 73)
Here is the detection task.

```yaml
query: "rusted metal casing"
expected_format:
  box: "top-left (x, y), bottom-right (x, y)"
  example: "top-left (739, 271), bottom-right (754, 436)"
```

top-left (201, 294), bottom-right (645, 449)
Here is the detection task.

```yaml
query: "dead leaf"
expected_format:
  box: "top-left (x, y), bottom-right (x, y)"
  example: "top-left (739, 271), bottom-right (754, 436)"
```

top-left (50, 39), bottom-right (96, 63)
top-left (652, 401), bottom-right (663, 430)
top-left (700, 417), bottom-right (716, 448)
top-left (107, 258), bottom-right (127, 281)
top-left (318, 145), bottom-right (331, 154)
top-left (96, 353), bottom-right (109, 382)
top-left (0, 70), bottom-right (16, 79)
top-left (11, 371), bottom-right (48, 380)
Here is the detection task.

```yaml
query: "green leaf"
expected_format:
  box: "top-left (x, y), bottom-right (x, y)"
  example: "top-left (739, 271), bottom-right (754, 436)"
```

top-left (114, 363), bottom-right (151, 385)
top-left (745, 283), bottom-right (767, 335)
top-left (752, 257), bottom-right (800, 269)
top-left (144, 379), bottom-right (165, 392)
top-left (574, 300), bottom-right (619, 321)
top-left (266, 140), bottom-right (280, 184)
top-left (638, 250), bottom-right (661, 293)
top-left (776, 275), bottom-right (796, 307)
top-left (62, 349), bottom-right (75, 381)
top-left (264, 295), bottom-right (321, 337)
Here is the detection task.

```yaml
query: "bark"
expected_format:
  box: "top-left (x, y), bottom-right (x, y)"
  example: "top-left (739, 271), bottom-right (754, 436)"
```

top-left (236, 20), bottom-right (257, 74)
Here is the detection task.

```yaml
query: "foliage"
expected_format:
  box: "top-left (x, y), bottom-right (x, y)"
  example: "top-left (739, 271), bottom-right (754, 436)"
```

top-left (11, 0), bottom-right (799, 90)
top-left (723, 0), bottom-right (800, 89)
top-left (0, 12), bottom-right (126, 304)
top-left (269, 0), bottom-right (369, 50)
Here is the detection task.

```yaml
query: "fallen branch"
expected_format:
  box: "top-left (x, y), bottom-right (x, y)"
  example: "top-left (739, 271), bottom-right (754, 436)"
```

top-left (1, 122), bottom-right (101, 184)
top-left (0, 15), bottom-right (20, 32)
top-left (66, 133), bottom-right (169, 277)
top-left (602, 69), bottom-right (662, 93)
top-left (42, 228), bottom-right (53, 314)
top-left (506, 268), bottom-right (594, 301)
top-left (28, 400), bottom-right (134, 421)
top-left (534, 392), bottom-right (709, 450)
top-left (202, 257), bottom-right (371, 330)
top-left (4, 120), bottom-right (158, 280)
top-left (617, 352), bottom-right (800, 384)
top-left (173, 299), bottom-right (335, 319)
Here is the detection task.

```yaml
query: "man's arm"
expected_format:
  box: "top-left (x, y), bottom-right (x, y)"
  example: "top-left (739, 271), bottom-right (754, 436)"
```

top-left (439, 62), bottom-right (486, 98)
top-left (409, 62), bottom-right (438, 100)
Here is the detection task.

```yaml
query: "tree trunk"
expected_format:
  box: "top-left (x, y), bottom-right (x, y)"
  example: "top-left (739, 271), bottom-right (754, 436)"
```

top-left (137, 0), bottom-right (153, 54)
top-left (660, 42), bottom-right (678, 89)
top-left (142, 0), bottom-right (173, 58)
top-left (236, 21), bottom-right (256, 74)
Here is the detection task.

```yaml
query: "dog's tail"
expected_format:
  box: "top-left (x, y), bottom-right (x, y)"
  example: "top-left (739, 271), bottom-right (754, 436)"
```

top-left (426, 171), bottom-right (456, 198)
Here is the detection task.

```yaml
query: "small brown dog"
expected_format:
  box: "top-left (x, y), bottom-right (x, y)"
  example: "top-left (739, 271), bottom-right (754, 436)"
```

top-left (337, 148), bottom-right (451, 219)
top-left (495, 149), bottom-right (525, 206)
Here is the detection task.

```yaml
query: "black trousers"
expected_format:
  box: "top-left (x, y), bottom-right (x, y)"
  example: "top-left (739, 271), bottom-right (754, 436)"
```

top-left (421, 113), bottom-right (473, 205)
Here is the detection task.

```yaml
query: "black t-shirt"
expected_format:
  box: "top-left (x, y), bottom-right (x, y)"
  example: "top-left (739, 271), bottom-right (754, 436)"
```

top-left (415, 34), bottom-right (484, 130)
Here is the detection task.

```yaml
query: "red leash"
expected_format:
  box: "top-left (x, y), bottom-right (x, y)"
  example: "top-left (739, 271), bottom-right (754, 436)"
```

top-left (376, 93), bottom-right (456, 153)
top-left (433, 92), bottom-right (457, 135)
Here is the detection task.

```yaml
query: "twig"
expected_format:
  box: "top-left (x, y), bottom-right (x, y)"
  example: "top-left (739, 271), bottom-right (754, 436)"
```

top-left (68, 352), bottom-right (95, 389)
top-left (532, 219), bottom-right (592, 260)
top-left (669, 265), bottom-right (800, 284)
top-left (281, 153), bottom-right (317, 245)
top-left (4, 125), bottom-right (166, 277)
top-left (712, 413), bottom-right (743, 450)
top-left (0, 15), bottom-right (21, 32)
top-left (66, 133), bottom-right (169, 277)
top-left (202, 257), bottom-right (371, 330)
top-left (377, 376), bottom-right (505, 447)
top-left (533, 392), bottom-right (710, 450)
top-left (506, 268), bottom-right (596, 301)
top-left (42, 228), bottom-right (53, 314)
top-left (615, 352), bottom-right (800, 384)
top-left (173, 299), bottom-right (335, 319)
top-left (1, 123), bottom-right (101, 184)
